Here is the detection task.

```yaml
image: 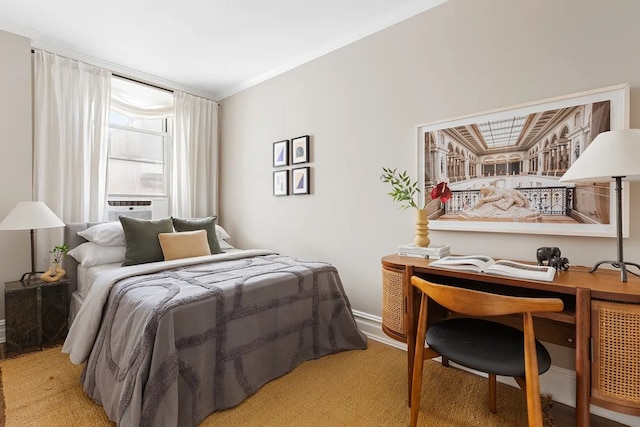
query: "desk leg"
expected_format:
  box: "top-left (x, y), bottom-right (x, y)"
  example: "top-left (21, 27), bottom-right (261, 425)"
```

top-left (576, 288), bottom-right (591, 426)
top-left (405, 265), bottom-right (416, 405)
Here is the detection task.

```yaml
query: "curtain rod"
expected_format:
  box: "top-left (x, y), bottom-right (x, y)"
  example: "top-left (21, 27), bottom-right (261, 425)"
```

top-left (112, 73), bottom-right (173, 94)
top-left (30, 49), bottom-right (172, 93)
top-left (31, 48), bottom-right (220, 104)
top-left (31, 48), bottom-right (172, 93)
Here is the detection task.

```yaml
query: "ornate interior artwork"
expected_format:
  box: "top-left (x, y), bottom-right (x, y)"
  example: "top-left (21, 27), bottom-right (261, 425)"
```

top-left (417, 84), bottom-right (630, 237)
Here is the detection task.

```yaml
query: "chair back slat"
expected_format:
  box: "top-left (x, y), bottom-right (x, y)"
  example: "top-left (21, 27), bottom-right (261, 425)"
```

top-left (411, 276), bottom-right (564, 317)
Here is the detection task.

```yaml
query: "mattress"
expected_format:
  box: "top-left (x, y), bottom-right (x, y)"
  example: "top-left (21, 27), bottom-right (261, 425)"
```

top-left (70, 291), bottom-right (84, 325)
top-left (77, 262), bottom-right (122, 299)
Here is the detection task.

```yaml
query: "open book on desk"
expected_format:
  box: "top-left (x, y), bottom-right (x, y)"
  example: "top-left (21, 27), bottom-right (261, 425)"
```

top-left (429, 255), bottom-right (556, 282)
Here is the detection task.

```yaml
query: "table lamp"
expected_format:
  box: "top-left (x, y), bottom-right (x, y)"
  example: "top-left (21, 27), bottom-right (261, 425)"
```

top-left (559, 129), bottom-right (640, 282)
top-left (0, 201), bottom-right (65, 285)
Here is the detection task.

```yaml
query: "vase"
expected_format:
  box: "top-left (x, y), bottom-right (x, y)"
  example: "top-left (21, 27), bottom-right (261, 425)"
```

top-left (414, 208), bottom-right (430, 248)
top-left (40, 262), bottom-right (65, 282)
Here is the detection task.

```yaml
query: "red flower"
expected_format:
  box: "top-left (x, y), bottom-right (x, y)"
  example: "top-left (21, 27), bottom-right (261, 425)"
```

top-left (430, 182), bottom-right (452, 203)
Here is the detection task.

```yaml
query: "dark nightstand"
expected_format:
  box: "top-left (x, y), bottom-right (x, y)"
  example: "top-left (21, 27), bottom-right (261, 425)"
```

top-left (4, 277), bottom-right (69, 355)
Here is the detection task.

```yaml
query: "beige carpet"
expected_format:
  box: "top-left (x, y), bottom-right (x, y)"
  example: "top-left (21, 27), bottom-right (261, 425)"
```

top-left (0, 341), bottom-right (552, 426)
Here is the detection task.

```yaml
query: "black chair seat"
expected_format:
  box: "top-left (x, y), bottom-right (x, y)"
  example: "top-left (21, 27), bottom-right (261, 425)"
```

top-left (426, 317), bottom-right (551, 377)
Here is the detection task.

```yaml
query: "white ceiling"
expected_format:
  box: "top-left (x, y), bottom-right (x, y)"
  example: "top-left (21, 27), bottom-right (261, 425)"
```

top-left (0, 0), bottom-right (447, 100)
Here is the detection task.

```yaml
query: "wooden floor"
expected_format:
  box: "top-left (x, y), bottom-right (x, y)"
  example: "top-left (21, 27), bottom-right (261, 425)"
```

top-left (0, 345), bottom-right (629, 426)
top-left (552, 401), bottom-right (627, 427)
top-left (0, 371), bottom-right (627, 427)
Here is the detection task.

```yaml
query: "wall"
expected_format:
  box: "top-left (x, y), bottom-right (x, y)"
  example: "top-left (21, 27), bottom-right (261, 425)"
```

top-left (219, 0), bottom-right (640, 371)
top-left (0, 30), bottom-right (32, 319)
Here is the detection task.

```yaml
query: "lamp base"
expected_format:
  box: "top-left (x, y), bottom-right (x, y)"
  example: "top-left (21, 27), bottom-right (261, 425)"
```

top-left (590, 260), bottom-right (640, 283)
top-left (19, 271), bottom-right (45, 287)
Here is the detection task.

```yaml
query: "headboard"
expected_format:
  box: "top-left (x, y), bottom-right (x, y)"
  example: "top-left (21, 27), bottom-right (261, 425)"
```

top-left (64, 222), bottom-right (102, 296)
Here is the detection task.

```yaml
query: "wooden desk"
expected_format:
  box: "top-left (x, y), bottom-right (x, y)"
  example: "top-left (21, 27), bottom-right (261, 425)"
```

top-left (382, 254), bottom-right (640, 426)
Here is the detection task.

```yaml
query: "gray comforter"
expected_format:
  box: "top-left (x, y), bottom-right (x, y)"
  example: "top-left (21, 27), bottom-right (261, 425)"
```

top-left (78, 252), bottom-right (367, 426)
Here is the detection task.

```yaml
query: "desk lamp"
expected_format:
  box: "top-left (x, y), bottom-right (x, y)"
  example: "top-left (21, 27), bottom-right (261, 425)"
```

top-left (560, 129), bottom-right (640, 282)
top-left (0, 201), bottom-right (65, 285)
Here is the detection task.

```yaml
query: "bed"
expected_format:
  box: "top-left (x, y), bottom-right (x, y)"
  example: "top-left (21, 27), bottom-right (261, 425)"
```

top-left (61, 221), bottom-right (367, 426)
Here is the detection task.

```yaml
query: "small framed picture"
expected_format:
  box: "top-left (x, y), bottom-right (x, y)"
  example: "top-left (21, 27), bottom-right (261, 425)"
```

top-left (291, 135), bottom-right (310, 164)
top-left (273, 170), bottom-right (289, 196)
top-left (273, 140), bottom-right (289, 167)
top-left (292, 167), bottom-right (310, 195)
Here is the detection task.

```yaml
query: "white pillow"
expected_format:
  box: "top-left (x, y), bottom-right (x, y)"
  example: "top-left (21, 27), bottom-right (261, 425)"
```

top-left (219, 240), bottom-right (235, 250)
top-left (215, 225), bottom-right (230, 240)
top-left (68, 242), bottom-right (127, 267)
top-left (78, 222), bottom-right (230, 246)
top-left (78, 222), bottom-right (125, 246)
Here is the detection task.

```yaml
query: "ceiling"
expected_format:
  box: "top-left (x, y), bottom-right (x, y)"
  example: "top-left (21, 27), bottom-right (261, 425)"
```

top-left (0, 0), bottom-right (447, 100)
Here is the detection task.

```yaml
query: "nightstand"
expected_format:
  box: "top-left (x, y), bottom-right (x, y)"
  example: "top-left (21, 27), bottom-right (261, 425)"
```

top-left (4, 277), bottom-right (69, 355)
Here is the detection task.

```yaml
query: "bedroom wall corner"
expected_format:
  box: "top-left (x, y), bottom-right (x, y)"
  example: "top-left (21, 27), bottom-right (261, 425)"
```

top-left (0, 30), bottom-right (33, 322)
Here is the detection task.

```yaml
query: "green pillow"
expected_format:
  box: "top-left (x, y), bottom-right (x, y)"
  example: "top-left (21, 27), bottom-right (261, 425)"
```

top-left (171, 216), bottom-right (222, 254)
top-left (119, 216), bottom-right (174, 266)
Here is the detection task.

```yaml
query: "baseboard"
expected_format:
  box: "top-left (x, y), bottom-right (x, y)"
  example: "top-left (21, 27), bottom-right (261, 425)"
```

top-left (352, 309), bottom-right (640, 426)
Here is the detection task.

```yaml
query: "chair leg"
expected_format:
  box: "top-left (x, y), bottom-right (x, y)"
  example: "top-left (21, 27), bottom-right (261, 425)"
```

top-left (489, 373), bottom-right (497, 413)
top-left (410, 294), bottom-right (429, 427)
top-left (523, 313), bottom-right (543, 427)
top-left (514, 376), bottom-right (527, 394)
top-left (441, 356), bottom-right (449, 367)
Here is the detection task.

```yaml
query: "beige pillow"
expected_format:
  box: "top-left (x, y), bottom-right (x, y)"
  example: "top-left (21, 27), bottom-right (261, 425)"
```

top-left (158, 230), bottom-right (211, 261)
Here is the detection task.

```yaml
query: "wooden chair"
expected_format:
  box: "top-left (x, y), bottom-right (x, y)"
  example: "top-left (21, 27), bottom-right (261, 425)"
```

top-left (409, 276), bottom-right (564, 427)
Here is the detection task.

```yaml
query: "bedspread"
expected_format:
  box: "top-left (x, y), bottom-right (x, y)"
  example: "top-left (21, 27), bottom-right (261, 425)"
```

top-left (67, 252), bottom-right (367, 426)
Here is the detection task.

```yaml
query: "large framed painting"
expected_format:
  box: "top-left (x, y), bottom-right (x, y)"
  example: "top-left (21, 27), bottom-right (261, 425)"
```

top-left (417, 83), bottom-right (630, 237)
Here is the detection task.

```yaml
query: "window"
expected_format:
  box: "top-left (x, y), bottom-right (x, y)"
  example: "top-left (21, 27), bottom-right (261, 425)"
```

top-left (107, 77), bottom-right (173, 196)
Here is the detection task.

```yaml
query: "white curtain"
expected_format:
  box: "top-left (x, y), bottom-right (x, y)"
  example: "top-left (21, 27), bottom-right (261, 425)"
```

top-left (111, 76), bottom-right (174, 118)
top-left (171, 91), bottom-right (219, 218)
top-left (33, 50), bottom-right (111, 269)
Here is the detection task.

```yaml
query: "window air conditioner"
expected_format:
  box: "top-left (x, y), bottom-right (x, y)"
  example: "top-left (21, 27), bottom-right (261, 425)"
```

top-left (107, 200), bottom-right (153, 221)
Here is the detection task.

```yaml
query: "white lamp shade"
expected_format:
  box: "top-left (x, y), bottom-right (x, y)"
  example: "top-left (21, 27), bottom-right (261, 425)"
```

top-left (0, 201), bottom-right (64, 230)
top-left (560, 129), bottom-right (640, 183)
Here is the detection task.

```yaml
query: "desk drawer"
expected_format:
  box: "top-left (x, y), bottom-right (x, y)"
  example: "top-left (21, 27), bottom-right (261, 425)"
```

top-left (591, 300), bottom-right (640, 416)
